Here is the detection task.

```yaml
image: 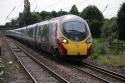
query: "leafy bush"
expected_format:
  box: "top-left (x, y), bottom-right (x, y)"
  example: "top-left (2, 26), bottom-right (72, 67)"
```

top-left (101, 18), bottom-right (118, 38)
top-left (89, 39), bottom-right (109, 60)
top-left (93, 39), bottom-right (109, 54)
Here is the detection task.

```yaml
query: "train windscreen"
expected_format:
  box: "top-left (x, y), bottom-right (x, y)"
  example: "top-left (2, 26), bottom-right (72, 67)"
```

top-left (63, 21), bottom-right (88, 41)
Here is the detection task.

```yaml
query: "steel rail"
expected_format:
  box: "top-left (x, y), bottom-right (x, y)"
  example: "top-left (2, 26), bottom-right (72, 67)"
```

top-left (82, 61), bottom-right (125, 81)
top-left (6, 40), bottom-right (38, 83)
top-left (72, 65), bottom-right (110, 83)
top-left (14, 41), bottom-right (70, 83)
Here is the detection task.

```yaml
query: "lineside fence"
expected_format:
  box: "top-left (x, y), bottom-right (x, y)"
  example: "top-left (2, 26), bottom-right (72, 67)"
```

top-left (109, 39), bottom-right (125, 55)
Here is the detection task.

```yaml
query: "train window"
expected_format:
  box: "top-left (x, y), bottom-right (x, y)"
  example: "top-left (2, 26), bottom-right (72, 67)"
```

top-left (41, 24), bottom-right (49, 42)
top-left (36, 26), bottom-right (42, 42)
top-left (63, 21), bottom-right (88, 42)
top-left (38, 26), bottom-right (42, 36)
top-left (37, 24), bottom-right (49, 42)
top-left (27, 27), bottom-right (34, 37)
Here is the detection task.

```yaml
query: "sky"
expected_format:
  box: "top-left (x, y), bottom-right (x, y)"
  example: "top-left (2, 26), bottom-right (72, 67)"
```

top-left (0, 0), bottom-right (125, 25)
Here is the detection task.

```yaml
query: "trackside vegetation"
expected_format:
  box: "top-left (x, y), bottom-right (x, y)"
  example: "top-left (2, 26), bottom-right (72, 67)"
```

top-left (88, 2), bottom-right (125, 69)
top-left (89, 38), bottom-right (125, 69)
top-left (117, 3), bottom-right (125, 41)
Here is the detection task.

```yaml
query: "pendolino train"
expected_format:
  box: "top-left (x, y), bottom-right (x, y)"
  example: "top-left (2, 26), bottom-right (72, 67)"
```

top-left (6, 14), bottom-right (93, 61)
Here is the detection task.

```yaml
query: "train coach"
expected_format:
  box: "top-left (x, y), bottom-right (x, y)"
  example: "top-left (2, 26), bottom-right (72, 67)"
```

top-left (6, 14), bottom-right (93, 61)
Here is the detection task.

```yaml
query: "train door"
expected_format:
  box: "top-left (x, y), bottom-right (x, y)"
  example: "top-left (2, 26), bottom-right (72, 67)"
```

top-left (36, 24), bottom-right (49, 50)
top-left (36, 25), bottom-right (42, 47)
top-left (41, 24), bottom-right (49, 50)
top-left (49, 22), bottom-right (57, 48)
top-left (33, 25), bottom-right (37, 45)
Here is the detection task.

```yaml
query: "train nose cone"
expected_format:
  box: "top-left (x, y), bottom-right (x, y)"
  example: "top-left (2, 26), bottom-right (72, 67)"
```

top-left (76, 44), bottom-right (79, 48)
top-left (64, 43), bottom-right (87, 55)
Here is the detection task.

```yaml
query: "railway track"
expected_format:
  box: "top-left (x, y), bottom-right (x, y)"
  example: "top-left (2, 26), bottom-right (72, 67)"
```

top-left (71, 61), bottom-right (125, 83)
top-left (10, 38), bottom-right (107, 83)
top-left (6, 39), bottom-right (69, 83)
top-left (72, 65), bottom-right (110, 83)
top-left (83, 61), bottom-right (125, 81)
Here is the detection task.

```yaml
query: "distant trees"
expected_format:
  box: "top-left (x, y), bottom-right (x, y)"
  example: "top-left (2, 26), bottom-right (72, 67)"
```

top-left (70, 5), bottom-right (79, 15)
top-left (5, 10), bottom-right (69, 27)
top-left (40, 11), bottom-right (51, 20)
top-left (5, 19), bottom-right (17, 26)
top-left (80, 6), bottom-right (104, 21)
top-left (20, 0), bottom-right (37, 26)
top-left (13, 0), bottom-right (37, 27)
top-left (39, 10), bottom-right (68, 21)
top-left (5, 4), bottom-right (105, 36)
top-left (51, 11), bottom-right (58, 18)
top-left (80, 5), bottom-right (104, 38)
top-left (101, 18), bottom-right (118, 38)
top-left (57, 10), bottom-right (69, 16)
top-left (117, 2), bottom-right (125, 41)
top-left (24, 0), bottom-right (30, 13)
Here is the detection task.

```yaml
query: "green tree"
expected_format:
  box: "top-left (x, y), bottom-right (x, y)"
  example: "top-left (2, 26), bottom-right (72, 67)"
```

top-left (80, 5), bottom-right (104, 38)
top-left (80, 5), bottom-right (103, 21)
top-left (101, 18), bottom-right (118, 38)
top-left (5, 22), bottom-right (11, 26)
top-left (17, 0), bottom-right (40, 27)
top-left (18, 12), bottom-right (25, 27)
top-left (18, 0), bottom-right (40, 27)
top-left (21, 0), bottom-right (35, 26)
top-left (57, 10), bottom-right (69, 16)
top-left (51, 11), bottom-right (58, 18)
top-left (70, 5), bottom-right (79, 15)
top-left (117, 2), bottom-right (125, 40)
top-left (32, 12), bottom-right (41, 22)
top-left (40, 11), bottom-right (51, 20)
top-left (24, 0), bottom-right (30, 13)
top-left (5, 19), bottom-right (17, 26)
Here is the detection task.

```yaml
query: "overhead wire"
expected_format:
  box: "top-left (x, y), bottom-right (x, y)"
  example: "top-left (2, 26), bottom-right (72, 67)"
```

top-left (103, 4), bottom-right (108, 13)
top-left (33, 5), bottom-right (37, 12)
top-left (31, 0), bottom-right (37, 5)
top-left (5, 6), bottom-right (16, 20)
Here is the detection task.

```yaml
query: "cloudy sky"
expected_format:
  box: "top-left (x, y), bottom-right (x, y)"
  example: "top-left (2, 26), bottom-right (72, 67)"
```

top-left (0, 0), bottom-right (124, 25)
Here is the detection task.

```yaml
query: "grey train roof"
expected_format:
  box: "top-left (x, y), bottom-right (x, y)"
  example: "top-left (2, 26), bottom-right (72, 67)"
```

top-left (58, 14), bottom-right (86, 24)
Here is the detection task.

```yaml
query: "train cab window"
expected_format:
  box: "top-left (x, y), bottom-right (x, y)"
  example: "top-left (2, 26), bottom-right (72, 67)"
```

top-left (63, 21), bottom-right (88, 42)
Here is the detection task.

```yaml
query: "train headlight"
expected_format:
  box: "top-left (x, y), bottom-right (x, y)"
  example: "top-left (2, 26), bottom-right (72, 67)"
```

top-left (60, 37), bottom-right (68, 44)
top-left (86, 37), bottom-right (93, 44)
top-left (63, 39), bottom-right (67, 43)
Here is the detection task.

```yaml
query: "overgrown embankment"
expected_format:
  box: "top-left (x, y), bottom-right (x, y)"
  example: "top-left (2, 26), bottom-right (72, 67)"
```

top-left (89, 38), bottom-right (125, 69)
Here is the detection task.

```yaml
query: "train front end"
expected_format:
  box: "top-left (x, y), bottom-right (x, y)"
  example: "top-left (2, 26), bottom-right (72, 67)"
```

top-left (56, 15), bottom-right (93, 60)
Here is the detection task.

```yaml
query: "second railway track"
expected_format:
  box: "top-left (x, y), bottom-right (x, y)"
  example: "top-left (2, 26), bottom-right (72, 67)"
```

top-left (6, 38), bottom-right (69, 83)
top-left (83, 61), bottom-right (125, 81)
top-left (71, 61), bottom-right (125, 83)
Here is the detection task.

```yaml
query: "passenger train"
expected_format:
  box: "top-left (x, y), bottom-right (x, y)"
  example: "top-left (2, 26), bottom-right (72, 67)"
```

top-left (6, 14), bottom-right (93, 61)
